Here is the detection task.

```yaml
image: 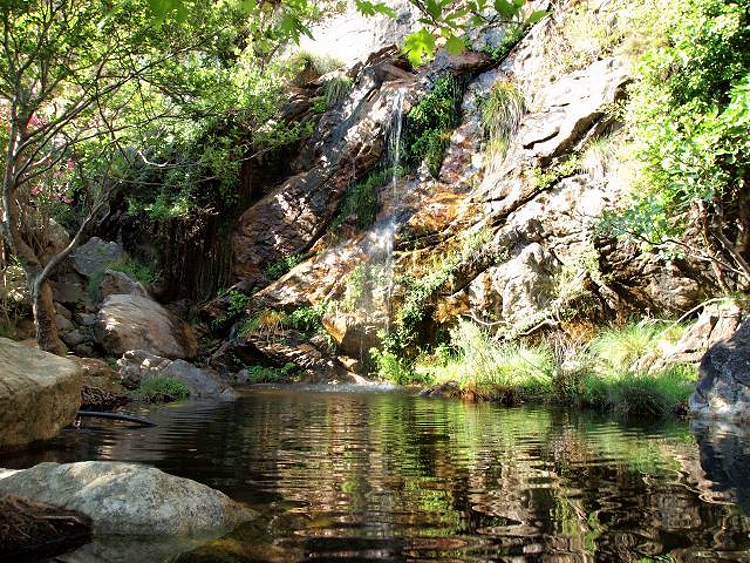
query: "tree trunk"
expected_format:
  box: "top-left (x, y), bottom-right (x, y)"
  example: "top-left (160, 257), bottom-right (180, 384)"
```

top-left (31, 275), bottom-right (65, 355)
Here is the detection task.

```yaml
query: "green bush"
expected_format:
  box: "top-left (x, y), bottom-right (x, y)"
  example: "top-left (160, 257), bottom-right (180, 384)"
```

top-left (128, 377), bottom-right (190, 402)
top-left (405, 73), bottom-right (465, 177)
top-left (242, 363), bottom-right (298, 383)
top-left (611, 0), bottom-right (750, 280)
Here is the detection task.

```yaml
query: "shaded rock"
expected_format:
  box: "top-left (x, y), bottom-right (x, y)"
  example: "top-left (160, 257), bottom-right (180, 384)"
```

top-left (80, 385), bottom-right (128, 411)
top-left (95, 294), bottom-right (198, 359)
top-left (71, 237), bottom-right (125, 278)
top-left (62, 329), bottom-right (87, 348)
top-left (0, 461), bottom-right (256, 537)
top-left (0, 338), bottom-right (82, 449)
top-left (71, 357), bottom-right (125, 401)
top-left (56, 313), bottom-right (75, 333)
top-left (119, 350), bottom-right (235, 399)
top-left (99, 270), bottom-right (149, 300)
top-left (50, 271), bottom-right (88, 307)
top-left (690, 314), bottom-right (750, 420)
top-left (649, 302), bottom-right (743, 371)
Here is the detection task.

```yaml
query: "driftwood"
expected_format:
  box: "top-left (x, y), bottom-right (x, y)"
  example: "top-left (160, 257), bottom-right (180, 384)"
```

top-left (0, 494), bottom-right (91, 561)
top-left (76, 411), bottom-right (157, 427)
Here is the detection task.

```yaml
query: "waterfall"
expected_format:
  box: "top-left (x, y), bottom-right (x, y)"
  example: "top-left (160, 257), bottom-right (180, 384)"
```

top-left (383, 90), bottom-right (404, 331)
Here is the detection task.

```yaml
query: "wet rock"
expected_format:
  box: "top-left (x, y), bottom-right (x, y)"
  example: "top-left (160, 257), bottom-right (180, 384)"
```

top-left (0, 338), bottom-right (82, 449)
top-left (0, 461), bottom-right (256, 537)
top-left (70, 237), bottom-right (125, 278)
top-left (119, 350), bottom-right (235, 399)
top-left (690, 314), bottom-right (750, 420)
top-left (70, 357), bottom-right (123, 396)
top-left (95, 294), bottom-right (198, 359)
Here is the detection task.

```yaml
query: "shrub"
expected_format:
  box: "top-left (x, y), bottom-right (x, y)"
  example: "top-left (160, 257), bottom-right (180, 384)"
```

top-left (266, 253), bottom-right (302, 280)
top-left (128, 377), bottom-right (189, 402)
top-left (242, 363), bottom-right (298, 384)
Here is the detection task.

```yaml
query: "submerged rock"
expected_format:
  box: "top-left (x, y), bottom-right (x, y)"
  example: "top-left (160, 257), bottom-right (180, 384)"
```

top-left (0, 338), bottom-right (82, 449)
top-left (0, 462), bottom-right (256, 537)
top-left (95, 294), bottom-right (198, 359)
top-left (690, 315), bottom-right (750, 421)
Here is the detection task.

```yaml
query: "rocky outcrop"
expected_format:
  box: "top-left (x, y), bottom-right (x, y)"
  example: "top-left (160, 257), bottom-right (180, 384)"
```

top-left (119, 350), bottom-right (237, 399)
top-left (690, 313), bottom-right (750, 420)
top-left (0, 338), bottom-right (82, 449)
top-left (0, 461), bottom-right (256, 536)
top-left (95, 295), bottom-right (198, 359)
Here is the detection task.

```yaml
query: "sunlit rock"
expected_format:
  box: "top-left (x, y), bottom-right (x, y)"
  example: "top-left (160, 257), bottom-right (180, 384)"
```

top-left (0, 338), bottom-right (81, 449)
top-left (95, 295), bottom-right (198, 359)
top-left (0, 462), bottom-right (256, 537)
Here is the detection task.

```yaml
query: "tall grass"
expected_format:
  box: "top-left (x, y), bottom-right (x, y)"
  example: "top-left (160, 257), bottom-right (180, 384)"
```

top-left (406, 319), bottom-right (696, 417)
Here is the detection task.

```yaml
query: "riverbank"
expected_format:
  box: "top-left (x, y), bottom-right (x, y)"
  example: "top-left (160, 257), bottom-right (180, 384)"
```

top-left (380, 320), bottom-right (698, 418)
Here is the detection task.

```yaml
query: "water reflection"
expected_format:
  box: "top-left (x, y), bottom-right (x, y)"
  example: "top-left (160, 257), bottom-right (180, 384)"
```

top-left (3, 388), bottom-right (750, 562)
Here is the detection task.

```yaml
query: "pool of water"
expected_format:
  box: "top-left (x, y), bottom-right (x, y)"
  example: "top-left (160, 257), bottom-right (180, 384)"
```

top-left (3, 386), bottom-right (750, 562)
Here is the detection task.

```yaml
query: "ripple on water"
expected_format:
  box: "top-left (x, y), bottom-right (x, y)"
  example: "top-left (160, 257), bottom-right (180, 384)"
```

top-left (2, 394), bottom-right (750, 562)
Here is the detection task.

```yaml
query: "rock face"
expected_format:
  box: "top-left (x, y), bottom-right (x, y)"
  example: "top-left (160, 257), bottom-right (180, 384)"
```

top-left (0, 461), bottom-right (256, 537)
top-left (118, 350), bottom-right (237, 399)
top-left (0, 338), bottom-right (82, 449)
top-left (690, 315), bottom-right (750, 420)
top-left (95, 295), bottom-right (198, 359)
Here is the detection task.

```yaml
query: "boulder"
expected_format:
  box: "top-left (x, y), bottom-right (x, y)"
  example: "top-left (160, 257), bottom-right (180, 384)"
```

top-left (118, 350), bottom-right (236, 399)
top-left (648, 302), bottom-right (743, 371)
top-left (99, 270), bottom-right (149, 300)
top-left (0, 337), bottom-right (82, 449)
top-left (95, 295), bottom-right (198, 359)
top-left (71, 237), bottom-right (125, 278)
top-left (690, 315), bottom-right (750, 420)
top-left (0, 461), bottom-right (256, 537)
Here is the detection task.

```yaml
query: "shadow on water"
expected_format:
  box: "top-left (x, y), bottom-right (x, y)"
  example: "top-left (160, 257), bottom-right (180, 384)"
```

top-left (3, 387), bottom-right (750, 562)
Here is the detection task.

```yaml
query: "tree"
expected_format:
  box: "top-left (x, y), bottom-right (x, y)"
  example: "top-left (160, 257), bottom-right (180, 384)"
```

top-left (0, 0), bottom-right (323, 353)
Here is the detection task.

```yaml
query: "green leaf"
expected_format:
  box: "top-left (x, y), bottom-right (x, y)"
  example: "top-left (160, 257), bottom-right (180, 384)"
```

top-left (493, 0), bottom-right (520, 18)
top-left (425, 0), bottom-right (443, 19)
top-left (238, 0), bottom-right (257, 14)
top-left (355, 0), bottom-right (396, 17)
top-left (403, 28), bottom-right (436, 67)
top-left (526, 9), bottom-right (548, 24)
top-left (445, 34), bottom-right (464, 55)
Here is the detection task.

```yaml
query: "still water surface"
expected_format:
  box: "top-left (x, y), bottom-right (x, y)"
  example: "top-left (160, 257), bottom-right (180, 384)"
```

top-left (4, 386), bottom-right (750, 562)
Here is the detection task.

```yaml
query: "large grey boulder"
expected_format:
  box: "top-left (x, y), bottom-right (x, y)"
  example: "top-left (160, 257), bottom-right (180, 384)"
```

top-left (0, 338), bottom-right (82, 449)
top-left (71, 237), bottom-right (125, 278)
top-left (0, 461), bottom-right (256, 537)
top-left (95, 294), bottom-right (198, 359)
top-left (690, 315), bottom-right (750, 421)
